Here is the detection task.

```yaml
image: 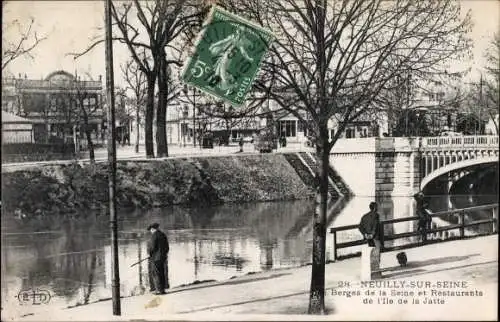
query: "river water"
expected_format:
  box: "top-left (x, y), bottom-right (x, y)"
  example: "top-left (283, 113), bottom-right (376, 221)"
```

top-left (1, 193), bottom-right (496, 317)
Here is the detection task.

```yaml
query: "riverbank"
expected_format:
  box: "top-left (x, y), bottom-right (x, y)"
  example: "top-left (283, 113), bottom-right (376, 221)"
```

top-left (8, 235), bottom-right (497, 321)
top-left (1, 154), bottom-right (314, 219)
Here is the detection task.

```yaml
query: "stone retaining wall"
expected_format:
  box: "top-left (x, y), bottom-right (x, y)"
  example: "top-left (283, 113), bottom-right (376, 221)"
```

top-left (1, 154), bottom-right (314, 219)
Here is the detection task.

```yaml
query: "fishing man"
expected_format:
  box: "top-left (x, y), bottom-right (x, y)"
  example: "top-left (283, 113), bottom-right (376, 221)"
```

top-left (147, 223), bottom-right (169, 295)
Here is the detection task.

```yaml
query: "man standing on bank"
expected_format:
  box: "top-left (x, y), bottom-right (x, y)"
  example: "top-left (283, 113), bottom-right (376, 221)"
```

top-left (358, 202), bottom-right (382, 279)
top-left (147, 223), bottom-right (169, 295)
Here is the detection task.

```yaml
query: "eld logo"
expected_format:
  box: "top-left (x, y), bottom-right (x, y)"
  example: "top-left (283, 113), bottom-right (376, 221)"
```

top-left (17, 288), bottom-right (52, 305)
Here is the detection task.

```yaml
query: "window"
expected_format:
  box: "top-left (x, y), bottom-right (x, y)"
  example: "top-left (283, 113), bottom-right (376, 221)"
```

top-left (278, 120), bottom-right (296, 137)
top-left (346, 128), bottom-right (355, 138)
top-left (181, 123), bottom-right (188, 136)
top-left (330, 129), bottom-right (335, 139)
top-left (297, 120), bottom-right (308, 136)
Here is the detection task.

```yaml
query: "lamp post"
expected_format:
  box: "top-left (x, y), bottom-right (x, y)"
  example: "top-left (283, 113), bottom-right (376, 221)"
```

top-left (183, 105), bottom-right (188, 147)
top-left (193, 88), bottom-right (196, 147)
top-left (104, 0), bottom-right (121, 315)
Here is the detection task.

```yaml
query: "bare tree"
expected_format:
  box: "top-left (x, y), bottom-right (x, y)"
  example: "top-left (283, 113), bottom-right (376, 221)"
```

top-left (121, 60), bottom-right (148, 153)
top-left (2, 18), bottom-right (47, 70)
top-left (72, 1), bottom-right (206, 157)
top-left (221, 0), bottom-right (472, 313)
top-left (19, 92), bottom-right (54, 143)
top-left (55, 90), bottom-right (79, 150)
top-left (463, 76), bottom-right (498, 134)
top-left (70, 77), bottom-right (102, 163)
top-left (456, 34), bottom-right (500, 135)
top-left (482, 33), bottom-right (500, 132)
top-left (111, 0), bottom-right (206, 157)
top-left (212, 102), bottom-right (251, 145)
top-left (184, 91), bottom-right (268, 146)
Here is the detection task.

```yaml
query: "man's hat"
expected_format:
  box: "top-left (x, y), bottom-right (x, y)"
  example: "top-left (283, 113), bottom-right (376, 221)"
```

top-left (147, 223), bottom-right (160, 230)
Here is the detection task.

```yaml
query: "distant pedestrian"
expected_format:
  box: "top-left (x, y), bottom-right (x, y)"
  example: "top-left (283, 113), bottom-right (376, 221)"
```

top-left (358, 202), bottom-right (382, 279)
top-left (239, 137), bottom-right (244, 152)
top-left (147, 223), bottom-right (169, 295)
top-left (124, 133), bottom-right (130, 146)
top-left (417, 201), bottom-right (433, 242)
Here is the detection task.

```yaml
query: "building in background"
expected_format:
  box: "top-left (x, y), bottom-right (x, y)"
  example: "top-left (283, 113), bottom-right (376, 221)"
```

top-left (1, 111), bottom-right (34, 144)
top-left (1, 71), bottom-right (104, 144)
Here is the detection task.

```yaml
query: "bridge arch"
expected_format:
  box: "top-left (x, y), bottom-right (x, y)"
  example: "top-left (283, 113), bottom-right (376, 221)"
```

top-left (420, 157), bottom-right (498, 191)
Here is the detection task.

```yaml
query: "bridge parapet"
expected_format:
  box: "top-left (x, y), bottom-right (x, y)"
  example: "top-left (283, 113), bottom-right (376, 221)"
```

top-left (422, 135), bottom-right (499, 150)
top-left (420, 135), bottom-right (499, 191)
top-left (329, 136), bottom-right (498, 197)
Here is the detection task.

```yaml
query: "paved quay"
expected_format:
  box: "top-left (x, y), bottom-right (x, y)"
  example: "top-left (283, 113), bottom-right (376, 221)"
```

top-left (1, 143), bottom-right (310, 172)
top-left (9, 235), bottom-right (497, 321)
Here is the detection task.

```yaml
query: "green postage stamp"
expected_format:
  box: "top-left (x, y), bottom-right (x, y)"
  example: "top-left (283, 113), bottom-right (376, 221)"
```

top-left (181, 6), bottom-right (274, 107)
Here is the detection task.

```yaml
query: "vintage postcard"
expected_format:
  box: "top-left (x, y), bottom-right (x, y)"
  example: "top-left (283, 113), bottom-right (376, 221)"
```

top-left (1, 0), bottom-right (498, 321)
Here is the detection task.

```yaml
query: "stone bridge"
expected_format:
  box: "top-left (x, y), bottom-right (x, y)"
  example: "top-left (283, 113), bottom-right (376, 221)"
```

top-left (419, 136), bottom-right (499, 192)
top-left (328, 136), bottom-right (499, 197)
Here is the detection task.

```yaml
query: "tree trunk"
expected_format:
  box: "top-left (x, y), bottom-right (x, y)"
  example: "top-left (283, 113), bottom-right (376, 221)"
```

top-left (193, 105), bottom-right (196, 147)
top-left (135, 99), bottom-right (140, 154)
top-left (145, 77), bottom-right (155, 158)
top-left (308, 131), bottom-right (330, 315)
top-left (156, 54), bottom-right (168, 158)
top-left (45, 114), bottom-right (50, 143)
top-left (225, 119), bottom-right (231, 146)
top-left (81, 109), bottom-right (95, 164)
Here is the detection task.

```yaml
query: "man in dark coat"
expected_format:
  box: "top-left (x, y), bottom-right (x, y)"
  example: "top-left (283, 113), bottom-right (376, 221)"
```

top-left (147, 223), bottom-right (169, 295)
top-left (358, 202), bottom-right (382, 279)
top-left (359, 202), bottom-right (381, 244)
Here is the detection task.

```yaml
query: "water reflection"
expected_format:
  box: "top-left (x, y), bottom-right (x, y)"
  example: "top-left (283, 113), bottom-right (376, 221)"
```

top-left (1, 192), bottom-right (495, 318)
top-left (2, 200), bottom-right (317, 317)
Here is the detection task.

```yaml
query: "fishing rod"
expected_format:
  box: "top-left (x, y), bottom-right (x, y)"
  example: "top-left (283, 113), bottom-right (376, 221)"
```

top-left (130, 257), bottom-right (150, 267)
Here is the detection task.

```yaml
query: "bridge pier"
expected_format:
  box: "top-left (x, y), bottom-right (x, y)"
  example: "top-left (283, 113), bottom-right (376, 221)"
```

top-left (374, 137), bottom-right (421, 197)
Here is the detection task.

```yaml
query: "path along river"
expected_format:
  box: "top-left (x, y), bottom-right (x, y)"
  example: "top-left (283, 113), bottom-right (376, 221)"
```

top-left (1, 192), bottom-right (495, 317)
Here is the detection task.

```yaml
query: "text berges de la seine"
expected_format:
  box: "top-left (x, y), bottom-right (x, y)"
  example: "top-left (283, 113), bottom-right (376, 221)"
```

top-left (330, 280), bottom-right (484, 304)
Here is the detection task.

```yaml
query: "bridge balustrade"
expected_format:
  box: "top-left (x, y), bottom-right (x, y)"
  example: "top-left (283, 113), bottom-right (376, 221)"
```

top-left (422, 135), bottom-right (499, 149)
top-left (329, 203), bottom-right (498, 261)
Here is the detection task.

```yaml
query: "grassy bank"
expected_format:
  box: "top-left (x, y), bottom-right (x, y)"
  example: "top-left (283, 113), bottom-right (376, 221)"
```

top-left (1, 154), bottom-right (314, 219)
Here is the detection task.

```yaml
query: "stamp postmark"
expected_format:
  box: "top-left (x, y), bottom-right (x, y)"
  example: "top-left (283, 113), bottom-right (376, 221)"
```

top-left (181, 6), bottom-right (274, 107)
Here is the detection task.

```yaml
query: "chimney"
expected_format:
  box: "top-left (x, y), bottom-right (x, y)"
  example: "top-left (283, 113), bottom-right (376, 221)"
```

top-left (99, 75), bottom-right (102, 82)
top-left (18, 73), bottom-right (21, 79)
top-left (24, 74), bottom-right (27, 79)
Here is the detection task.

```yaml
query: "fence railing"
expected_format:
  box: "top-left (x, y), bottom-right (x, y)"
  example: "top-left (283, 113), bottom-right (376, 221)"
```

top-left (422, 135), bottom-right (499, 148)
top-left (329, 203), bottom-right (498, 261)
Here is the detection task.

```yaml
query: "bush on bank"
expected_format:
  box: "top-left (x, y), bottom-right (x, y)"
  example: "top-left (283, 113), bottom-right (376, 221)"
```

top-left (1, 154), bottom-right (314, 218)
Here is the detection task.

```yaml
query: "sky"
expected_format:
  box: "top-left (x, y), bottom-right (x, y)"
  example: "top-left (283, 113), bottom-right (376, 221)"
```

top-left (2, 0), bottom-right (499, 87)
